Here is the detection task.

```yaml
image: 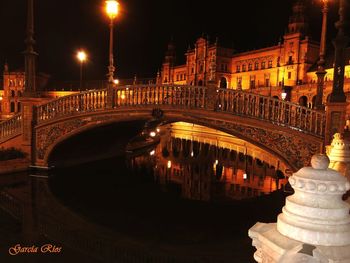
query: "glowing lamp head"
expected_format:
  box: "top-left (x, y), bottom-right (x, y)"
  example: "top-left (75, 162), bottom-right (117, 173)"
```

top-left (167, 160), bottom-right (172, 169)
top-left (243, 173), bottom-right (248, 180)
top-left (114, 79), bottom-right (120, 85)
top-left (0, 96), bottom-right (3, 101)
top-left (281, 91), bottom-right (287, 100)
top-left (150, 131), bottom-right (156, 137)
top-left (77, 50), bottom-right (87, 63)
top-left (105, 0), bottom-right (119, 19)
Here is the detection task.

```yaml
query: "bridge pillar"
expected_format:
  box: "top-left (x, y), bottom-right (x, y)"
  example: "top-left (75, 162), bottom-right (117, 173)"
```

top-left (324, 102), bottom-right (348, 146)
top-left (20, 97), bottom-right (42, 165)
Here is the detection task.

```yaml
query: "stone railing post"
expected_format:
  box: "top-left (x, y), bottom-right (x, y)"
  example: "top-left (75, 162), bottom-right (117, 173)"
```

top-left (248, 154), bottom-right (350, 263)
top-left (324, 102), bottom-right (348, 146)
top-left (205, 80), bottom-right (218, 110)
top-left (20, 97), bottom-right (42, 165)
top-left (106, 84), bottom-right (115, 109)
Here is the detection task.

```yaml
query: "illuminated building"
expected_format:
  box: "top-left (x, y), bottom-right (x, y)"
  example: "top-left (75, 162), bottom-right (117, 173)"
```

top-left (159, 0), bottom-right (350, 108)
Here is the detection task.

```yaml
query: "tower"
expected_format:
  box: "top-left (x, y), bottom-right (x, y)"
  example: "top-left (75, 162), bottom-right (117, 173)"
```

top-left (282, 0), bottom-right (309, 86)
top-left (161, 39), bottom-right (176, 84)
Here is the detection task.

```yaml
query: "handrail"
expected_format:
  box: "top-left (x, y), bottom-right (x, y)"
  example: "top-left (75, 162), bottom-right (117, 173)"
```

top-left (0, 113), bottom-right (22, 142)
top-left (36, 89), bottom-right (108, 124)
top-left (33, 84), bottom-right (325, 137)
top-left (216, 88), bottom-right (325, 137)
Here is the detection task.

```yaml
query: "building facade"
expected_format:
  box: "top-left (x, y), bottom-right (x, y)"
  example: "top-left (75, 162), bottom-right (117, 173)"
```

top-left (158, 0), bottom-right (350, 109)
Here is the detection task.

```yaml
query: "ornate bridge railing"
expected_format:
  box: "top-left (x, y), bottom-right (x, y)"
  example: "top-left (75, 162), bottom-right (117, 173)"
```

top-left (36, 89), bottom-right (108, 124)
top-left (216, 89), bottom-right (325, 137)
top-left (0, 113), bottom-right (22, 142)
top-left (33, 84), bottom-right (325, 138)
top-left (113, 85), bottom-right (207, 108)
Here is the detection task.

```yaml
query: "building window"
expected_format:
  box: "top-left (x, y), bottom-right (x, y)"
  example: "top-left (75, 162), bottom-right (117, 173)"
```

top-left (11, 90), bottom-right (15, 97)
top-left (268, 60), bottom-right (272, 68)
top-left (184, 74), bottom-right (186, 80)
top-left (242, 64), bottom-right (246, 72)
top-left (237, 77), bottom-right (242, 89)
top-left (261, 62), bottom-right (266, 69)
top-left (191, 68), bottom-right (194, 74)
top-left (236, 65), bottom-right (240, 73)
top-left (10, 102), bottom-right (15, 112)
top-left (248, 63), bottom-right (252, 71)
top-left (265, 78), bottom-right (270, 87)
top-left (18, 91), bottom-right (22, 97)
top-left (250, 76), bottom-right (256, 89)
top-left (17, 102), bottom-right (21, 112)
top-left (288, 72), bottom-right (292, 79)
top-left (288, 56), bottom-right (293, 65)
top-left (254, 62), bottom-right (259, 70)
top-left (199, 64), bottom-right (204, 73)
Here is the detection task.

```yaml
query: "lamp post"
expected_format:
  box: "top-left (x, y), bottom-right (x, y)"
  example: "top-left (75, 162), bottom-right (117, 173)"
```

top-left (76, 50), bottom-right (87, 90)
top-left (315, 0), bottom-right (329, 110)
top-left (105, 0), bottom-right (119, 83)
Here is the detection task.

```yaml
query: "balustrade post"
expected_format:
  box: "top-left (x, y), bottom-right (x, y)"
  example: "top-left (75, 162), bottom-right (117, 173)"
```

top-left (206, 80), bottom-right (218, 110)
top-left (19, 97), bottom-right (42, 165)
top-left (106, 84), bottom-right (115, 109)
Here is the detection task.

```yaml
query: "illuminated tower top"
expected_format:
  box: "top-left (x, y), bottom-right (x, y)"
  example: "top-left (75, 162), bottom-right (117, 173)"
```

top-left (286, 0), bottom-right (308, 36)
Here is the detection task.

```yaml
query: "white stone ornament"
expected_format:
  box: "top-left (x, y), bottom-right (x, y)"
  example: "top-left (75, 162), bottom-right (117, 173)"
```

top-left (277, 154), bottom-right (350, 246)
top-left (249, 154), bottom-right (350, 263)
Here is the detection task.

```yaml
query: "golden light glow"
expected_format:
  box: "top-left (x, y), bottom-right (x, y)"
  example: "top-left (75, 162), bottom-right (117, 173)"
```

top-left (0, 96), bottom-right (3, 101)
top-left (114, 79), bottom-right (120, 85)
top-left (105, 0), bottom-right (119, 19)
top-left (76, 50), bottom-right (87, 63)
top-left (120, 93), bottom-right (126, 100)
top-left (167, 160), bottom-right (172, 169)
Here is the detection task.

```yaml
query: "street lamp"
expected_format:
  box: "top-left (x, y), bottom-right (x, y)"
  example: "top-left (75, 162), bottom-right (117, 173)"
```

top-left (281, 89), bottom-right (287, 100)
top-left (315, 0), bottom-right (329, 110)
top-left (76, 50), bottom-right (87, 90)
top-left (105, 0), bottom-right (119, 83)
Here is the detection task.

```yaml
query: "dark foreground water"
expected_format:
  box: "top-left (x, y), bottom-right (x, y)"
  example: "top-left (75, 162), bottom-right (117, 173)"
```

top-left (0, 121), bottom-right (290, 263)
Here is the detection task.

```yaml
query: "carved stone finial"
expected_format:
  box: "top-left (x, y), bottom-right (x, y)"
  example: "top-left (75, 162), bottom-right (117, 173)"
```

top-left (310, 154), bottom-right (329, 169)
top-left (277, 154), bottom-right (350, 246)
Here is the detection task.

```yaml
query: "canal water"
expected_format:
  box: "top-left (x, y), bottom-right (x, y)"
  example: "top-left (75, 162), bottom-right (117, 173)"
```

top-left (0, 121), bottom-right (290, 263)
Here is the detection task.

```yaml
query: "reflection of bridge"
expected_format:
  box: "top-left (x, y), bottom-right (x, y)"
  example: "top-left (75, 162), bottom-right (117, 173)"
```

top-left (0, 84), bottom-right (326, 170)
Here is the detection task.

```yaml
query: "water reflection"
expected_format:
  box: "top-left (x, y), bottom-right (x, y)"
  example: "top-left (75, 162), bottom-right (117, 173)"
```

top-left (0, 121), bottom-right (289, 263)
top-left (128, 122), bottom-right (288, 201)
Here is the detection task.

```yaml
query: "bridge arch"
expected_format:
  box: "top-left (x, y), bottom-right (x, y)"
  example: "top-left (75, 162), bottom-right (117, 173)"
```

top-left (34, 107), bottom-right (322, 171)
top-left (0, 84), bottom-right (325, 171)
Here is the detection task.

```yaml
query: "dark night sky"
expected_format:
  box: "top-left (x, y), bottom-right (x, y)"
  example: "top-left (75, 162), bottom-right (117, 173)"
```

top-left (0, 0), bottom-right (343, 82)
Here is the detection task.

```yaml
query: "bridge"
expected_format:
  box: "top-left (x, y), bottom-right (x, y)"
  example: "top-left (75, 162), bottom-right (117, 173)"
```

top-left (0, 84), bottom-right (326, 171)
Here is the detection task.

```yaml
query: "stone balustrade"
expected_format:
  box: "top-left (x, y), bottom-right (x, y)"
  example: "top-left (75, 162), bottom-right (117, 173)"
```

top-left (36, 89), bottom-right (107, 124)
top-left (0, 113), bottom-right (22, 142)
top-left (17, 85), bottom-right (325, 139)
top-left (216, 89), bottom-right (325, 137)
top-left (113, 84), bottom-right (207, 108)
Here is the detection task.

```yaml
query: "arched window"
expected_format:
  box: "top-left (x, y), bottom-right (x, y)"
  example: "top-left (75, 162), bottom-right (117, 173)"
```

top-left (10, 102), bottom-right (15, 112)
top-left (298, 96), bottom-right (308, 107)
top-left (220, 77), bottom-right (227, 89)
